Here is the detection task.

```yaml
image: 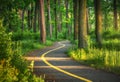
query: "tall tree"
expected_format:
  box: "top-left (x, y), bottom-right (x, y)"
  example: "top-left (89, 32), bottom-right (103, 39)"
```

top-left (86, 8), bottom-right (89, 34)
top-left (39, 0), bottom-right (46, 43)
top-left (28, 8), bottom-right (31, 30)
top-left (78, 0), bottom-right (88, 48)
top-left (113, 0), bottom-right (118, 30)
top-left (65, 0), bottom-right (70, 37)
top-left (94, 0), bottom-right (102, 47)
top-left (73, 0), bottom-right (78, 40)
top-left (54, 0), bottom-right (58, 39)
top-left (21, 9), bottom-right (25, 32)
top-left (47, 0), bottom-right (52, 38)
top-left (58, 0), bottom-right (61, 32)
top-left (33, 0), bottom-right (38, 33)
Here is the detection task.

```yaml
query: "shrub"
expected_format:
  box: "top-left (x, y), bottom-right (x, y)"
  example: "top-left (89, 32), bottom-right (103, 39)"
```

top-left (0, 21), bottom-right (13, 60)
top-left (0, 60), bottom-right (18, 82)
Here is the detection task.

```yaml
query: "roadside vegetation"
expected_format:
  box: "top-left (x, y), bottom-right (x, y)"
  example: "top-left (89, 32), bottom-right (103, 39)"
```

top-left (12, 30), bottom-right (53, 55)
top-left (68, 28), bottom-right (120, 75)
top-left (0, 0), bottom-right (120, 81)
top-left (0, 22), bottom-right (45, 82)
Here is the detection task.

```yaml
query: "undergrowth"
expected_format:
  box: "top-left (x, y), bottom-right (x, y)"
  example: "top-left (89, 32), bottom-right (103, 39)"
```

top-left (0, 21), bottom-right (44, 82)
top-left (68, 28), bottom-right (120, 75)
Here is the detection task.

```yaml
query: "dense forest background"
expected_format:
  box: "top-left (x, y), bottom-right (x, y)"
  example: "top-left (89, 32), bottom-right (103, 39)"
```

top-left (0, 0), bottom-right (120, 81)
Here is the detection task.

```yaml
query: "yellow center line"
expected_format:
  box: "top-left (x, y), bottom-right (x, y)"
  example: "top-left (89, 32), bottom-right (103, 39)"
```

top-left (41, 42), bottom-right (92, 82)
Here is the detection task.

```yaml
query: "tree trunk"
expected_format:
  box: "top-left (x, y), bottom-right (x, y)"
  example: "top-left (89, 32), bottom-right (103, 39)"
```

top-left (39, 0), bottom-right (46, 43)
top-left (28, 9), bottom-right (31, 30)
top-left (31, 3), bottom-right (34, 31)
top-left (57, 0), bottom-right (61, 32)
top-left (54, 0), bottom-right (58, 39)
top-left (47, 0), bottom-right (52, 38)
top-left (65, 0), bottom-right (70, 38)
top-left (78, 0), bottom-right (87, 48)
top-left (86, 8), bottom-right (89, 35)
top-left (94, 0), bottom-right (102, 47)
top-left (73, 0), bottom-right (78, 40)
top-left (33, 0), bottom-right (38, 33)
top-left (21, 9), bottom-right (25, 32)
top-left (38, 0), bottom-right (40, 31)
top-left (113, 0), bottom-right (118, 30)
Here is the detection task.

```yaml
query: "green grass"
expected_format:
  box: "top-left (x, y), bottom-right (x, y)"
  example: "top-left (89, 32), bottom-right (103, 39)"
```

top-left (68, 28), bottom-right (120, 75)
top-left (68, 47), bottom-right (120, 75)
top-left (12, 30), bottom-right (54, 55)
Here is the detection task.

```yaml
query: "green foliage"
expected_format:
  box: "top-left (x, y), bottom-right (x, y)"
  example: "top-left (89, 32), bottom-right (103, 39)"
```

top-left (12, 30), bottom-right (40, 41)
top-left (68, 48), bottom-right (120, 74)
top-left (0, 21), bottom-right (12, 60)
top-left (7, 11), bottom-right (21, 32)
top-left (21, 40), bottom-right (44, 55)
top-left (0, 60), bottom-right (18, 82)
top-left (103, 28), bottom-right (120, 40)
top-left (11, 30), bottom-right (54, 55)
top-left (11, 54), bottom-right (28, 73)
top-left (0, 59), bottom-right (44, 82)
top-left (68, 28), bottom-right (120, 75)
top-left (0, 21), bottom-right (44, 82)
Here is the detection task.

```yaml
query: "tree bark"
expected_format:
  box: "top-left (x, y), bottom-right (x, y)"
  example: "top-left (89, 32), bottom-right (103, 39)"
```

top-left (58, 0), bottom-right (61, 32)
top-left (28, 9), bottom-right (31, 30)
top-left (78, 0), bottom-right (88, 48)
top-left (39, 0), bottom-right (46, 43)
top-left (86, 8), bottom-right (89, 35)
top-left (33, 0), bottom-right (38, 33)
top-left (54, 0), bottom-right (58, 39)
top-left (47, 0), bottom-right (52, 38)
top-left (113, 0), bottom-right (118, 30)
top-left (94, 0), bottom-right (102, 47)
top-left (21, 9), bottom-right (25, 32)
top-left (65, 0), bottom-right (70, 37)
top-left (73, 0), bottom-right (78, 40)
top-left (31, 3), bottom-right (34, 31)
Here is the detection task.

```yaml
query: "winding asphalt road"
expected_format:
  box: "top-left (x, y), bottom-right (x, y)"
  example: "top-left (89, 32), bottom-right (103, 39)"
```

top-left (26, 41), bottom-right (120, 82)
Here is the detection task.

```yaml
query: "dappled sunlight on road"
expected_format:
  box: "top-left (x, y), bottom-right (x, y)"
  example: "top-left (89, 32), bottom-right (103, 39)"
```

top-left (25, 57), bottom-right (71, 61)
top-left (32, 66), bottom-right (94, 70)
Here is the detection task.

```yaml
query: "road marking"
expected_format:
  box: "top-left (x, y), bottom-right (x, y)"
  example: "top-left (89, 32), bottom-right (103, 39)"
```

top-left (41, 42), bottom-right (92, 82)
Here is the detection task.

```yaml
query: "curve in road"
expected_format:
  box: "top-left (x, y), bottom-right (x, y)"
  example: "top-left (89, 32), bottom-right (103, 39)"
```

top-left (41, 42), bottom-right (92, 82)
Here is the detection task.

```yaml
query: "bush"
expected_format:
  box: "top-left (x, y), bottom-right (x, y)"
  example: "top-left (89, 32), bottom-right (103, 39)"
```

top-left (0, 21), bottom-right (13, 60)
top-left (0, 60), bottom-right (18, 82)
top-left (12, 30), bottom-right (40, 41)
top-left (0, 21), bottom-right (45, 82)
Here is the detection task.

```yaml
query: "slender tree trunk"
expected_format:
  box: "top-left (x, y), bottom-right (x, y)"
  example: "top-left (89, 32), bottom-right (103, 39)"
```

top-left (38, 0), bottom-right (40, 31)
top-left (57, 0), bottom-right (61, 32)
top-left (39, 0), bottom-right (46, 43)
top-left (78, 0), bottom-right (87, 48)
top-left (86, 8), bottom-right (89, 35)
top-left (94, 0), bottom-right (102, 47)
top-left (21, 9), bottom-right (25, 32)
top-left (33, 0), bottom-right (38, 33)
top-left (28, 9), bottom-right (31, 30)
top-left (47, 0), bottom-right (52, 38)
top-left (113, 0), bottom-right (118, 30)
top-left (65, 0), bottom-right (70, 37)
top-left (31, 3), bottom-right (34, 31)
top-left (73, 0), bottom-right (78, 40)
top-left (54, 0), bottom-right (58, 39)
